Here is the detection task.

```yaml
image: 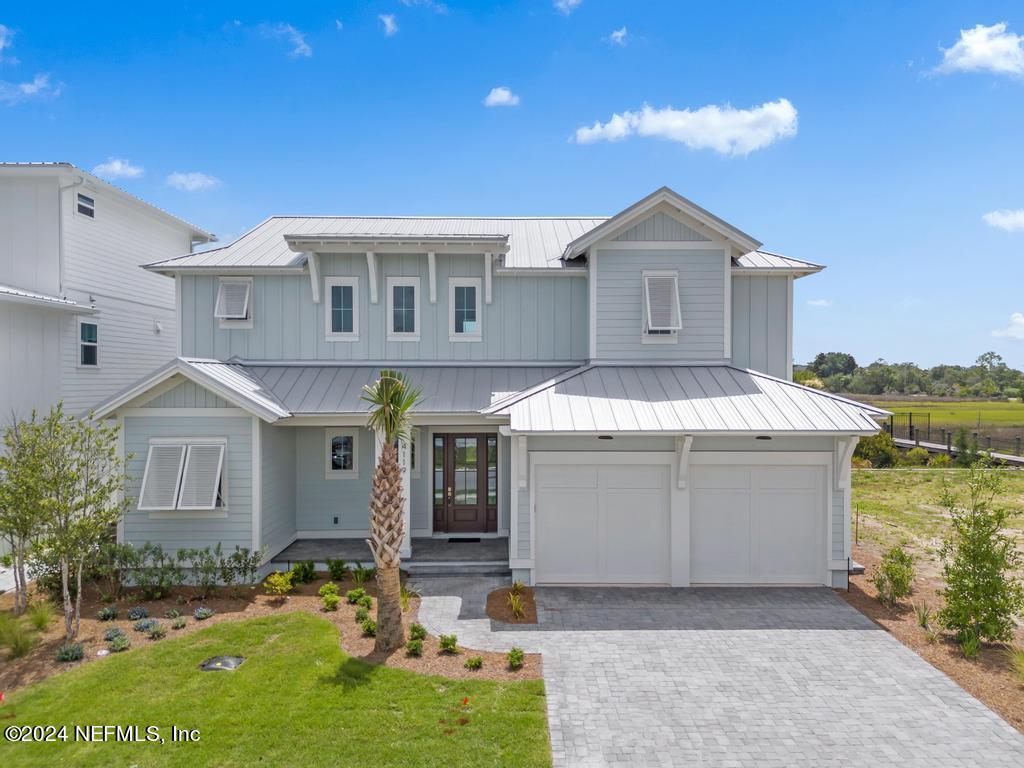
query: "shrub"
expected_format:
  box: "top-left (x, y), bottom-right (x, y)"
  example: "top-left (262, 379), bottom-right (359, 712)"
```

top-left (326, 558), bottom-right (350, 582)
top-left (929, 453), bottom-right (953, 468)
top-left (164, 608), bottom-right (181, 619)
top-left (318, 582), bottom-right (339, 599)
top-left (134, 542), bottom-right (182, 600)
top-left (904, 447), bottom-right (930, 467)
top-left (350, 564), bottom-right (374, 586)
top-left (56, 642), bottom-right (84, 662)
top-left (133, 618), bottom-right (158, 633)
top-left (960, 633), bottom-right (980, 660)
top-left (354, 606), bottom-right (369, 622)
top-left (291, 560), bottom-right (316, 584)
top-left (361, 618), bottom-right (377, 637)
top-left (872, 545), bottom-right (915, 607)
top-left (913, 601), bottom-right (932, 629)
top-left (953, 428), bottom-right (981, 467)
top-left (95, 540), bottom-right (142, 601)
top-left (26, 600), bottom-right (53, 631)
top-left (464, 656), bottom-right (483, 670)
top-left (408, 622), bottom-right (427, 641)
top-left (0, 611), bottom-right (14, 646)
top-left (406, 638), bottom-right (423, 657)
top-left (855, 432), bottom-right (900, 468)
top-left (507, 647), bottom-right (525, 670)
top-left (4, 621), bottom-right (36, 658)
top-left (104, 627), bottom-right (125, 642)
top-left (97, 605), bottom-right (118, 622)
top-left (439, 634), bottom-right (458, 653)
top-left (126, 606), bottom-right (149, 621)
top-left (345, 587), bottom-right (366, 605)
top-left (322, 593), bottom-right (340, 612)
top-left (193, 606), bottom-right (214, 621)
top-left (510, 581), bottom-right (526, 596)
top-left (171, 616), bottom-right (187, 630)
top-left (507, 592), bottom-right (525, 619)
top-left (938, 466), bottom-right (1024, 643)
top-left (400, 582), bottom-right (420, 612)
top-left (1004, 646), bottom-right (1024, 685)
top-left (148, 623), bottom-right (167, 640)
top-left (357, 595), bottom-right (373, 610)
top-left (108, 634), bottom-right (131, 652)
top-left (264, 570), bottom-right (294, 598)
top-left (182, 546), bottom-right (219, 595)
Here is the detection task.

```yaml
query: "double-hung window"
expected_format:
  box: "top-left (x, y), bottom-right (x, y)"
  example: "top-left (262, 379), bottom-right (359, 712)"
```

top-left (641, 270), bottom-right (681, 343)
top-left (325, 429), bottom-right (359, 479)
top-left (138, 440), bottom-right (226, 512)
top-left (214, 277), bottom-right (253, 328)
top-left (449, 277), bottom-right (482, 341)
top-left (386, 276), bottom-right (420, 341)
top-left (325, 277), bottom-right (359, 341)
top-left (78, 318), bottom-right (99, 367)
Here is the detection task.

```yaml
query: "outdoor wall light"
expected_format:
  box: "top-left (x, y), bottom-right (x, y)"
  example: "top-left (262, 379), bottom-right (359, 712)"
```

top-left (597, 435), bottom-right (614, 440)
top-left (755, 435), bottom-right (772, 440)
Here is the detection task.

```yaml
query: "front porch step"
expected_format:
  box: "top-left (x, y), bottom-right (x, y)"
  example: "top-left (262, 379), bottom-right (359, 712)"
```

top-left (404, 562), bottom-right (512, 578)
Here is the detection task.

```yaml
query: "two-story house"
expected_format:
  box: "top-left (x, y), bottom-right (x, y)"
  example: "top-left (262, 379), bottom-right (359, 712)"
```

top-left (93, 187), bottom-right (884, 588)
top-left (0, 162), bottom-right (215, 418)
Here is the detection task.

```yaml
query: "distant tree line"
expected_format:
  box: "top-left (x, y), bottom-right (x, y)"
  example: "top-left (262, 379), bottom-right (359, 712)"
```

top-left (795, 351), bottom-right (1024, 399)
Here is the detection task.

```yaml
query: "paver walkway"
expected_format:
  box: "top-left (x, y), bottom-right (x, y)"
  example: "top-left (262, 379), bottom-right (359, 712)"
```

top-left (416, 578), bottom-right (1024, 767)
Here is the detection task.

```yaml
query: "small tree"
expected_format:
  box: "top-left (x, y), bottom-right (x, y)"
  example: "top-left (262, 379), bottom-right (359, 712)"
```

top-left (952, 428), bottom-right (980, 468)
top-left (872, 545), bottom-right (915, 607)
top-left (938, 465), bottom-right (1024, 644)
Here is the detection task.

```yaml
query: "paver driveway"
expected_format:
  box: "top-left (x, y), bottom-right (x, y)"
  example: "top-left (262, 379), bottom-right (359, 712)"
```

top-left (417, 579), bottom-right (1024, 767)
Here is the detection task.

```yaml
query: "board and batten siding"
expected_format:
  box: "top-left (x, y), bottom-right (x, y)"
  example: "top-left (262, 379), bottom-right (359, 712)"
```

top-left (731, 275), bottom-right (790, 380)
top-left (261, 423), bottom-right (297, 558)
top-left (122, 415), bottom-right (252, 554)
top-left (0, 303), bottom-right (62, 423)
top-left (0, 175), bottom-right (60, 296)
top-left (143, 380), bottom-right (229, 409)
top-left (179, 252), bottom-right (588, 362)
top-left (295, 426), bottom-right (374, 534)
top-left (611, 212), bottom-right (711, 243)
top-left (594, 248), bottom-right (726, 361)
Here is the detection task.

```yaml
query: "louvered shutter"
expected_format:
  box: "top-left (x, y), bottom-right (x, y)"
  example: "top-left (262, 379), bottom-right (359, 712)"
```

top-left (176, 444), bottom-right (225, 510)
top-left (138, 444), bottom-right (187, 510)
top-left (644, 274), bottom-right (682, 331)
top-left (214, 281), bottom-right (251, 319)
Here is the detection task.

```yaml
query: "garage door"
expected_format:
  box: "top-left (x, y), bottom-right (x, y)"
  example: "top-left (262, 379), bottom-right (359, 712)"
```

top-left (690, 461), bottom-right (826, 585)
top-left (534, 459), bottom-right (670, 585)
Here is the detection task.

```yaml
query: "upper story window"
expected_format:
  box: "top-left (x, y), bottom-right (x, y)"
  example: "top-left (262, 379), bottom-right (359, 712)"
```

top-left (325, 277), bottom-right (359, 341)
top-left (78, 318), bottom-right (99, 367)
top-left (386, 276), bottom-right (420, 341)
top-left (449, 277), bottom-right (482, 342)
top-left (642, 270), bottom-right (682, 344)
top-left (325, 429), bottom-right (358, 479)
top-left (138, 440), bottom-right (226, 511)
top-left (76, 193), bottom-right (95, 218)
top-left (214, 277), bottom-right (254, 329)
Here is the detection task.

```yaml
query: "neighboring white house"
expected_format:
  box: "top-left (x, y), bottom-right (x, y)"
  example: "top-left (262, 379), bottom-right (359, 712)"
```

top-left (0, 163), bottom-right (215, 419)
top-left (93, 186), bottom-right (886, 589)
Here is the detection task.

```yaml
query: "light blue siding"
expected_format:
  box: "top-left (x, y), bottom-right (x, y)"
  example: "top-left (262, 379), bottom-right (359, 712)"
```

top-left (594, 248), bottom-right (726, 361)
top-left (180, 253), bottom-right (588, 362)
top-left (731, 275), bottom-right (790, 379)
top-left (143, 380), bottom-right (229, 409)
top-left (261, 423), bottom-right (296, 558)
top-left (122, 415), bottom-right (252, 554)
top-left (517, 490), bottom-right (530, 560)
top-left (832, 488), bottom-right (845, 561)
top-left (612, 212), bottom-right (710, 242)
top-left (294, 426), bottom-right (373, 533)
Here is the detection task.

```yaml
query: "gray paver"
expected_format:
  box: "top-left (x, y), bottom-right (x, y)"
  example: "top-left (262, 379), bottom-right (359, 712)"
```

top-left (415, 580), bottom-right (1024, 767)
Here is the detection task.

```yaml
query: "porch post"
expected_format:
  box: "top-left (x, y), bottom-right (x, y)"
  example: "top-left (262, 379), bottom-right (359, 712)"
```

top-left (375, 430), bottom-right (412, 559)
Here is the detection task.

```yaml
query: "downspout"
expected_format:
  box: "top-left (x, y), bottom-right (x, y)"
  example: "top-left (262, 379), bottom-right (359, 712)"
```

top-left (57, 173), bottom-right (87, 296)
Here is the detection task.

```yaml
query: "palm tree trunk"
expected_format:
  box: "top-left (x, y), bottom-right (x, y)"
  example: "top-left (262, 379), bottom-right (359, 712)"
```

top-left (368, 442), bottom-right (406, 652)
top-left (375, 565), bottom-right (404, 650)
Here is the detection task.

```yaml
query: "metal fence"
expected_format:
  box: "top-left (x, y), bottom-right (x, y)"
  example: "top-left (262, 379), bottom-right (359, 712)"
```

top-left (884, 412), bottom-right (931, 442)
top-left (883, 412), bottom-right (1024, 456)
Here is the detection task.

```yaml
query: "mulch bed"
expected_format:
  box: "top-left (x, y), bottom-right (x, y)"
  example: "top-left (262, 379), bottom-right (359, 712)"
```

top-left (840, 545), bottom-right (1024, 734)
top-left (0, 573), bottom-right (540, 692)
top-left (485, 586), bottom-right (538, 624)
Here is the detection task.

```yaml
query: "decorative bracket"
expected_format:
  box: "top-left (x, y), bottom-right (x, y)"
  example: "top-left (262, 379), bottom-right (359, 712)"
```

top-left (366, 251), bottom-right (378, 304)
top-left (836, 436), bottom-right (859, 490)
top-left (485, 252), bottom-right (493, 304)
top-left (675, 435), bottom-right (693, 489)
top-left (307, 252), bottom-right (320, 304)
top-left (427, 251), bottom-right (437, 303)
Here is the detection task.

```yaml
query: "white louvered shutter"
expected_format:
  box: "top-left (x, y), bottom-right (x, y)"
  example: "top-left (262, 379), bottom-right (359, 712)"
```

top-left (644, 274), bottom-right (682, 331)
top-left (138, 444), bottom-right (187, 510)
top-left (176, 444), bottom-right (225, 510)
top-left (214, 281), bottom-right (251, 319)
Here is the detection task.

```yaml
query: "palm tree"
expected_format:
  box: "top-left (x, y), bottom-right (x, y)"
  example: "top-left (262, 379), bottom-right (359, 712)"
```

top-left (362, 370), bottom-right (422, 652)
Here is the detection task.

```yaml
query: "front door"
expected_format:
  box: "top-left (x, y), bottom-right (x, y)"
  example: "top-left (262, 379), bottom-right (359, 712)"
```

top-left (433, 433), bottom-right (498, 533)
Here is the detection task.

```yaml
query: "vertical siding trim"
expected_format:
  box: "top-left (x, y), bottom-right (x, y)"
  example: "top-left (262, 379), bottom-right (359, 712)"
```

top-left (786, 277), bottom-right (794, 380)
top-left (723, 249), bottom-right (732, 360)
top-left (175, 274), bottom-right (182, 356)
top-left (251, 415), bottom-right (261, 554)
top-left (588, 251), bottom-right (598, 360)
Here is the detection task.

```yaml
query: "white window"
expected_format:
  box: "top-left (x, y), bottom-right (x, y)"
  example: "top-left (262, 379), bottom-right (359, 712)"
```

top-left (215, 277), bottom-right (253, 328)
top-left (448, 277), bottom-right (482, 342)
top-left (325, 276), bottom-right (359, 341)
top-left (642, 270), bottom-right (681, 343)
top-left (138, 440), bottom-right (225, 511)
top-left (76, 192), bottom-right (95, 219)
top-left (325, 429), bottom-right (359, 479)
top-left (78, 318), bottom-right (99, 367)
top-left (386, 277), bottom-right (420, 341)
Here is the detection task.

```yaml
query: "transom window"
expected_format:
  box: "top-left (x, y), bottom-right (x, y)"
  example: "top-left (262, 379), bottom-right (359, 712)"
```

top-left (78, 319), bottom-right (98, 367)
top-left (77, 192), bottom-right (95, 218)
top-left (214, 277), bottom-right (254, 328)
top-left (325, 276), bottom-right (359, 341)
top-left (138, 440), bottom-right (226, 511)
top-left (325, 429), bottom-right (359, 479)
top-left (386, 277), bottom-right (420, 340)
top-left (449, 277), bottom-right (481, 341)
top-left (642, 270), bottom-right (681, 342)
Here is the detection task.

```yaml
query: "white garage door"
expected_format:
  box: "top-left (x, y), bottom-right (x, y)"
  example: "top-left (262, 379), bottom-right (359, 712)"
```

top-left (690, 460), bottom-right (826, 585)
top-left (534, 458), bottom-right (671, 585)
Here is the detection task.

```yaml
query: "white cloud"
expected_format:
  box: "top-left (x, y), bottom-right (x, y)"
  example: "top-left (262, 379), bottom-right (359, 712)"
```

top-left (483, 86), bottom-right (520, 107)
top-left (92, 158), bottom-right (144, 180)
top-left (400, 0), bottom-right (449, 13)
top-left (554, 0), bottom-right (583, 15)
top-left (0, 23), bottom-right (18, 65)
top-left (261, 22), bottom-right (312, 58)
top-left (379, 14), bottom-right (399, 36)
top-left (983, 208), bottom-right (1024, 232)
top-left (166, 171), bottom-right (222, 192)
top-left (609, 27), bottom-right (628, 46)
top-left (574, 98), bottom-right (798, 156)
top-left (993, 312), bottom-right (1024, 339)
top-left (335, 20), bottom-right (344, 31)
top-left (806, 298), bottom-right (833, 308)
top-left (0, 73), bottom-right (62, 106)
top-left (936, 22), bottom-right (1024, 76)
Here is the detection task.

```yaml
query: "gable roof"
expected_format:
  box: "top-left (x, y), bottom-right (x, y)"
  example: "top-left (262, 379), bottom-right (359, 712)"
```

top-left (0, 282), bottom-right (97, 313)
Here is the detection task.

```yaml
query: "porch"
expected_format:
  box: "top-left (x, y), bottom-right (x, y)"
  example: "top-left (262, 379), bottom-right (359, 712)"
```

top-left (270, 536), bottom-right (511, 576)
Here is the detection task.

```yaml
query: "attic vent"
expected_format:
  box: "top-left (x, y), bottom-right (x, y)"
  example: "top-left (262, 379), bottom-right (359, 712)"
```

top-left (643, 272), bottom-right (682, 331)
top-left (214, 279), bottom-right (252, 320)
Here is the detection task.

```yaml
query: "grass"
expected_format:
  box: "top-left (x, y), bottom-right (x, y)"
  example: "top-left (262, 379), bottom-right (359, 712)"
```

top-left (1, 612), bottom-right (550, 767)
top-left (870, 400), bottom-right (1024, 429)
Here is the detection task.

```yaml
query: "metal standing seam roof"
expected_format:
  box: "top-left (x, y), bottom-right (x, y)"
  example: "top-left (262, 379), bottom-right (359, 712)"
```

top-left (0, 283), bottom-right (96, 312)
top-left (485, 365), bottom-right (887, 434)
top-left (734, 250), bottom-right (823, 273)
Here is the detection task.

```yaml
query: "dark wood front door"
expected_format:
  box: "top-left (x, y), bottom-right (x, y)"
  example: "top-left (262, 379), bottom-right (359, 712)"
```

top-left (433, 433), bottom-right (498, 533)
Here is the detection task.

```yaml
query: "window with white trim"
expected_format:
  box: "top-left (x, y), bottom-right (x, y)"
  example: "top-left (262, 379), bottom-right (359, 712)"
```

top-left (76, 192), bottom-right (95, 218)
top-left (78, 318), bottom-right (99, 367)
top-left (325, 429), bottom-right (358, 479)
top-left (325, 276), bottom-right (359, 341)
top-left (214, 277), bottom-right (253, 328)
top-left (138, 440), bottom-right (226, 511)
top-left (642, 270), bottom-right (681, 342)
top-left (449, 277), bottom-right (481, 341)
top-left (386, 277), bottom-right (419, 340)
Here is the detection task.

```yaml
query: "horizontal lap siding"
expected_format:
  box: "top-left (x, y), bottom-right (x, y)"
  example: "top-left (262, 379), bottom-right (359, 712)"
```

top-left (731, 275), bottom-right (791, 379)
top-left (295, 426), bottom-right (373, 533)
top-left (261, 423), bottom-right (296, 559)
top-left (832, 488), bottom-right (845, 560)
top-left (122, 416), bottom-right (252, 554)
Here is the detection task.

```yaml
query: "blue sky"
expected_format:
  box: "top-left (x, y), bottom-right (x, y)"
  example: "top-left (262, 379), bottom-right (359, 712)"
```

top-left (2, 1), bottom-right (1023, 368)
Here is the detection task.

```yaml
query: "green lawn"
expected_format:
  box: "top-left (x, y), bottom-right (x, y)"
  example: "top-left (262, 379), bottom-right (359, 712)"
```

top-left (0, 612), bottom-right (550, 768)
top-left (870, 400), bottom-right (1024, 429)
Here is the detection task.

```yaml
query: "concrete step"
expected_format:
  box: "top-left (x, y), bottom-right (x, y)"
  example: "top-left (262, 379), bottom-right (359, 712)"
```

top-left (404, 562), bottom-right (512, 578)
